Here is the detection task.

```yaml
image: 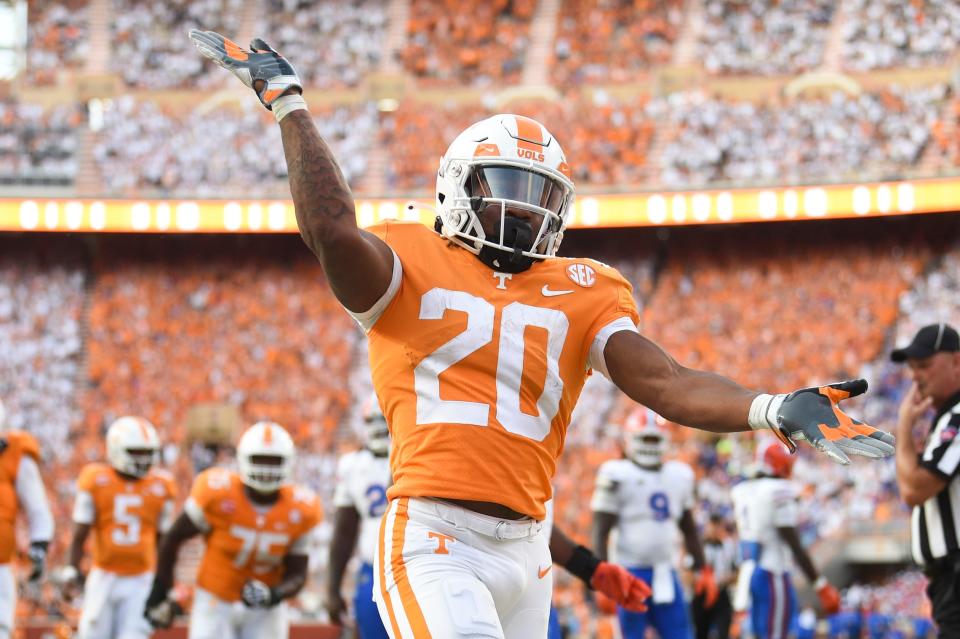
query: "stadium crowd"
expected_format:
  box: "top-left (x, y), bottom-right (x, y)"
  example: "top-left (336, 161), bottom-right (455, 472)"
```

top-left (92, 96), bottom-right (374, 196)
top-left (27, 0), bottom-right (88, 85)
top-left (696, 0), bottom-right (833, 75)
top-left (0, 99), bottom-right (82, 185)
top-left (842, 0), bottom-right (960, 71)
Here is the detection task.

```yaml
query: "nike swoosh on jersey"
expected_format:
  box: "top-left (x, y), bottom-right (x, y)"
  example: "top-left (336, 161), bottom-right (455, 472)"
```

top-left (541, 285), bottom-right (574, 297)
top-left (538, 565), bottom-right (552, 579)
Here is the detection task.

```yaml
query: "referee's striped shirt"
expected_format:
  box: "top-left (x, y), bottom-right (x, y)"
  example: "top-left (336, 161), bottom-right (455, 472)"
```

top-left (911, 392), bottom-right (960, 566)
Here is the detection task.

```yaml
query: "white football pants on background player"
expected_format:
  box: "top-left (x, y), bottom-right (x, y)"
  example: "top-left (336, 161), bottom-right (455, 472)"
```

top-left (188, 587), bottom-right (288, 639)
top-left (78, 569), bottom-right (154, 639)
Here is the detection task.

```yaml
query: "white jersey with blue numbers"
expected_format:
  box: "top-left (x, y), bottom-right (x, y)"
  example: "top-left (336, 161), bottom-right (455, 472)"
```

top-left (332, 448), bottom-right (392, 564)
top-left (730, 477), bottom-right (799, 575)
top-left (590, 459), bottom-right (695, 568)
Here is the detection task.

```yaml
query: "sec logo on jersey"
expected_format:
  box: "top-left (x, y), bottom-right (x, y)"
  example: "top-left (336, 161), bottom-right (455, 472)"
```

top-left (567, 263), bottom-right (597, 287)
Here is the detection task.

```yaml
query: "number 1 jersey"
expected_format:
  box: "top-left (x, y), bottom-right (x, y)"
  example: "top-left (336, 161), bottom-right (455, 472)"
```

top-left (354, 221), bottom-right (640, 520)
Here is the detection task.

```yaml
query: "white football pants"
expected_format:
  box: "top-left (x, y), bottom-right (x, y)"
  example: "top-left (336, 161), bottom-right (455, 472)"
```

top-left (188, 587), bottom-right (288, 639)
top-left (78, 568), bottom-right (154, 639)
top-left (373, 497), bottom-right (551, 639)
top-left (0, 564), bottom-right (13, 639)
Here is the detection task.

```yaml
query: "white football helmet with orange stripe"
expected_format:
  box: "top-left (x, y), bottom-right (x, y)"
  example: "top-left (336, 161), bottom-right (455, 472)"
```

top-left (237, 421), bottom-right (295, 492)
top-left (106, 416), bottom-right (161, 477)
top-left (435, 114), bottom-right (575, 273)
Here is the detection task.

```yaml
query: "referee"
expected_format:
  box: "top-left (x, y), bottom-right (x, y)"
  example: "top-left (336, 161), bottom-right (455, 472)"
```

top-left (892, 322), bottom-right (960, 636)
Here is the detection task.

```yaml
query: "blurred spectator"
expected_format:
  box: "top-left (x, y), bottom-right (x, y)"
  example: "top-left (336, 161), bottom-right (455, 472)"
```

top-left (27, 0), bottom-right (89, 85)
top-left (400, 0), bottom-right (535, 86)
top-left (110, 0), bottom-right (242, 88)
top-left (92, 96), bottom-right (374, 196)
top-left (655, 85), bottom-right (949, 187)
top-left (842, 0), bottom-right (960, 71)
top-left (553, 0), bottom-right (683, 85)
top-left (0, 100), bottom-right (82, 185)
top-left (697, 0), bottom-right (833, 75)
top-left (266, 0), bottom-right (386, 88)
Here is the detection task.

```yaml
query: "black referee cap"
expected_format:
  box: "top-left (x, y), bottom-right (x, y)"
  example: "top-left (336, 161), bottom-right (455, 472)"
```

top-left (890, 323), bottom-right (960, 363)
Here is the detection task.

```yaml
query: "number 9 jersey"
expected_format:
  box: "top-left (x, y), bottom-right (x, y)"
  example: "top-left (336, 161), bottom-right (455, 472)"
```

top-left (184, 468), bottom-right (322, 602)
top-left (352, 221), bottom-right (640, 520)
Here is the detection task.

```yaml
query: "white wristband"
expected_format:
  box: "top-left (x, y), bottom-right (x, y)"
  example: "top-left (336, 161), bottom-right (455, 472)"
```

top-left (748, 393), bottom-right (786, 431)
top-left (273, 94), bottom-right (308, 123)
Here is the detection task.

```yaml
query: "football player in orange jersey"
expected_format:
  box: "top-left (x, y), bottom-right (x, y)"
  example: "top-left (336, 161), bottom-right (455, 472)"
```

top-left (144, 421), bottom-right (321, 639)
top-left (63, 416), bottom-right (177, 639)
top-left (0, 398), bottom-right (54, 639)
top-left (190, 33), bottom-right (897, 638)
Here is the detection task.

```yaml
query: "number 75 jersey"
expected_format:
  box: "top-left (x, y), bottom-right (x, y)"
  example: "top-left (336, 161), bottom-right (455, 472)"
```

top-left (354, 221), bottom-right (640, 520)
top-left (184, 468), bottom-right (322, 602)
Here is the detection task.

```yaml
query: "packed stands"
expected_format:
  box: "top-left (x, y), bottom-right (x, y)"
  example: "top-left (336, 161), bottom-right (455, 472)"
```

top-left (842, 0), bottom-right (960, 71)
top-left (0, 100), bottom-right (82, 186)
top-left (380, 95), bottom-right (656, 192)
top-left (552, 0), bottom-right (683, 85)
top-left (655, 84), bottom-right (950, 187)
top-left (696, 0), bottom-right (832, 75)
top-left (265, 0), bottom-right (387, 88)
top-left (92, 96), bottom-right (375, 196)
top-left (110, 0), bottom-right (242, 88)
top-left (27, 0), bottom-right (89, 85)
top-left (400, 0), bottom-right (536, 86)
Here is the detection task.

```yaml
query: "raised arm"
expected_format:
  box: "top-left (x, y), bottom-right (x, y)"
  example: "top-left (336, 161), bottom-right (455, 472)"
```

top-left (603, 330), bottom-right (896, 465)
top-left (188, 30), bottom-right (393, 312)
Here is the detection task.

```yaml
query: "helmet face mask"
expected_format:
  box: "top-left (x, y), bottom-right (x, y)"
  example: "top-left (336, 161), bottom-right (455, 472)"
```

top-left (237, 421), bottom-right (295, 493)
top-left (436, 115), bottom-right (574, 273)
top-left (106, 416), bottom-right (160, 478)
top-left (626, 429), bottom-right (666, 468)
top-left (361, 393), bottom-right (390, 457)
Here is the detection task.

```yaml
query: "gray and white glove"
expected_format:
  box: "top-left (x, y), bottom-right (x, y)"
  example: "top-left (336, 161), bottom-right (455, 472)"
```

top-left (188, 30), bottom-right (302, 110)
top-left (750, 379), bottom-right (896, 465)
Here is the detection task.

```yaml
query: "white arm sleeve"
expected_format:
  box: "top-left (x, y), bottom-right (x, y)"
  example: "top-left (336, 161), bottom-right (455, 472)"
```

top-left (289, 525), bottom-right (317, 555)
top-left (184, 497), bottom-right (211, 533)
top-left (158, 499), bottom-right (176, 534)
top-left (347, 250), bottom-right (402, 332)
top-left (15, 457), bottom-right (54, 542)
top-left (588, 317), bottom-right (639, 380)
top-left (72, 490), bottom-right (96, 525)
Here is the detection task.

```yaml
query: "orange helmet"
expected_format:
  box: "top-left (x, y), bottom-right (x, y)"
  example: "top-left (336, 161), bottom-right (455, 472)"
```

top-left (756, 438), bottom-right (795, 478)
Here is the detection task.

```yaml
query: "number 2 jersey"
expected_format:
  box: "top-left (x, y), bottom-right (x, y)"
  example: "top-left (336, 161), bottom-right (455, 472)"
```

top-left (184, 468), bottom-right (322, 602)
top-left (730, 477), bottom-right (799, 574)
top-left (353, 221), bottom-right (640, 520)
top-left (590, 459), bottom-right (695, 567)
top-left (73, 462), bottom-right (178, 575)
top-left (332, 448), bottom-right (391, 564)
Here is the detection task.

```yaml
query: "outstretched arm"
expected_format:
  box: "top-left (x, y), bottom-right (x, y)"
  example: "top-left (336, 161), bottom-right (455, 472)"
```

top-left (604, 330), bottom-right (895, 464)
top-left (189, 30), bottom-right (394, 312)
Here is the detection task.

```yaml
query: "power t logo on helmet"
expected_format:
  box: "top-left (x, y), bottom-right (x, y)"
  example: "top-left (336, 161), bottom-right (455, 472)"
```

top-left (434, 114), bottom-right (575, 273)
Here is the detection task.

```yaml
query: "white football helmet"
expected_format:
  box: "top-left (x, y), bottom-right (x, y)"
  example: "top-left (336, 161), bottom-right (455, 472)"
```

top-left (361, 393), bottom-right (390, 457)
top-left (237, 421), bottom-right (295, 492)
top-left (435, 114), bottom-right (575, 273)
top-left (623, 408), bottom-right (667, 468)
top-left (106, 416), bottom-right (161, 478)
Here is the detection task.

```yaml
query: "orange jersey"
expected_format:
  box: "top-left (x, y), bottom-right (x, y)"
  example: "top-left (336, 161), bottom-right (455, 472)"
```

top-left (186, 468), bottom-right (322, 602)
top-left (74, 463), bottom-right (178, 575)
top-left (0, 431), bottom-right (40, 563)
top-left (363, 222), bottom-right (640, 519)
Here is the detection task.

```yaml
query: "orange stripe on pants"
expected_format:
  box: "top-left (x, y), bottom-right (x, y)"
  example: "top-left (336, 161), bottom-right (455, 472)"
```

top-left (391, 498), bottom-right (432, 637)
top-left (378, 503), bottom-right (403, 638)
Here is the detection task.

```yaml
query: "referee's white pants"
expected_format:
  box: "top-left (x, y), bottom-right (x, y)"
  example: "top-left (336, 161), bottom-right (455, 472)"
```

top-left (0, 564), bottom-right (13, 639)
top-left (373, 497), bottom-right (551, 639)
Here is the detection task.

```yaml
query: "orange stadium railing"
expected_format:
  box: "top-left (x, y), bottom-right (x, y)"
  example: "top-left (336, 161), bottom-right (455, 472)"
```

top-left (2, 176), bottom-right (960, 233)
